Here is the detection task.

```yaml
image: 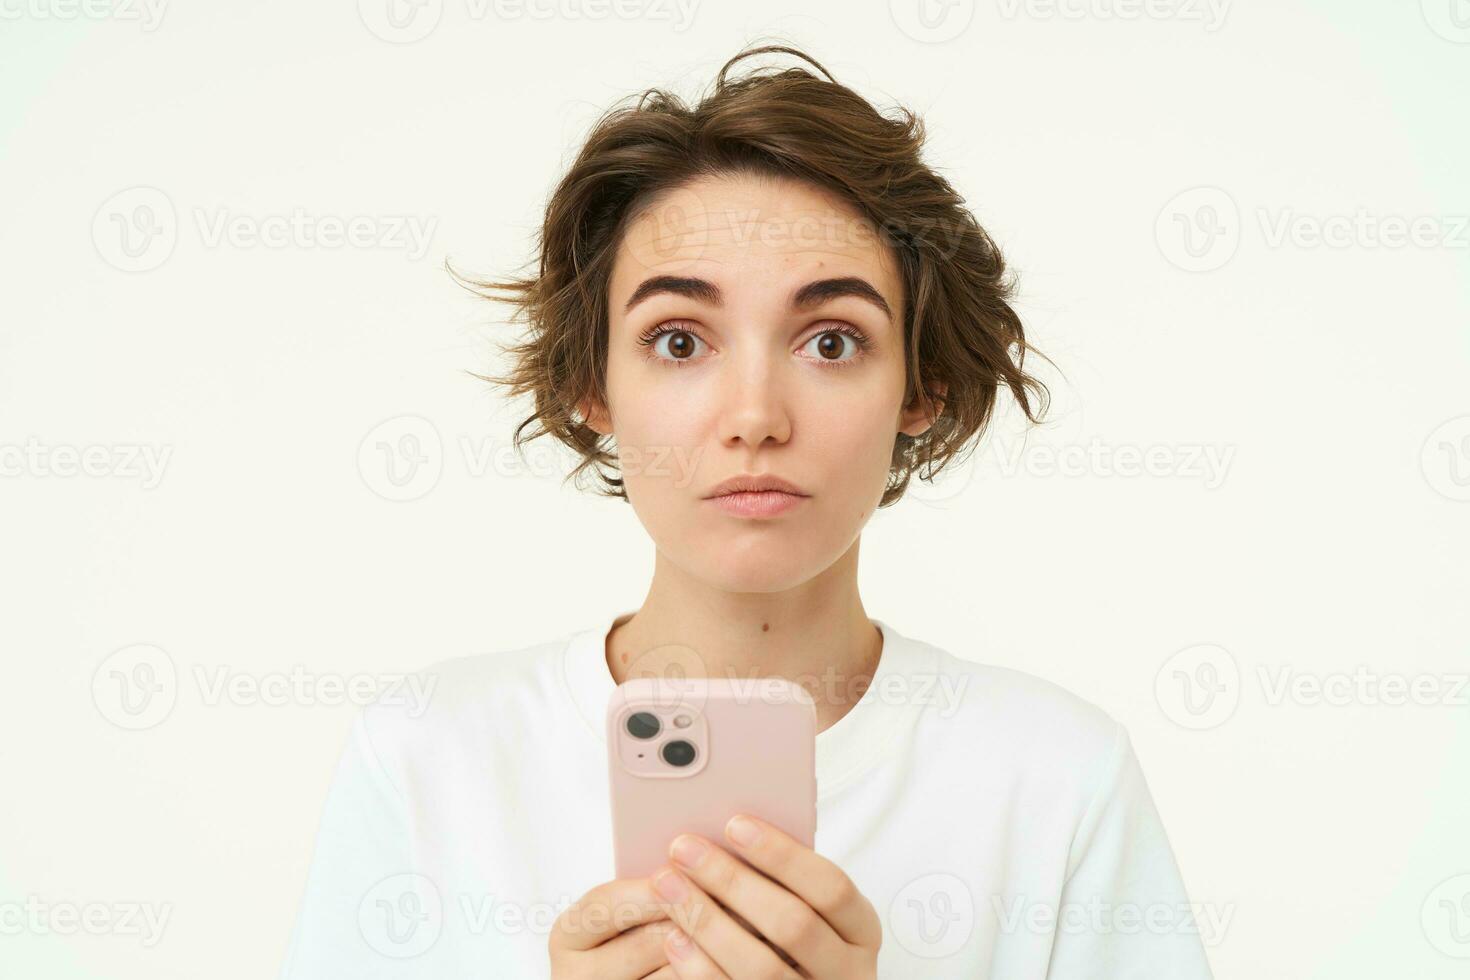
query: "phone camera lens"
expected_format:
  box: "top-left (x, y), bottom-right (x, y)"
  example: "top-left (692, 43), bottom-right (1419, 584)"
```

top-left (626, 711), bottom-right (661, 739)
top-left (661, 739), bottom-right (696, 767)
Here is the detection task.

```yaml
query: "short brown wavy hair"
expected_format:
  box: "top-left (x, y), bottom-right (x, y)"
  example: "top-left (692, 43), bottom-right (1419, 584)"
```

top-left (452, 43), bottom-right (1049, 508)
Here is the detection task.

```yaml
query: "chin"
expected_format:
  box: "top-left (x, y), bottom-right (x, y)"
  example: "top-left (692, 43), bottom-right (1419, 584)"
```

top-left (701, 564), bottom-right (814, 594)
top-left (671, 533), bottom-right (836, 594)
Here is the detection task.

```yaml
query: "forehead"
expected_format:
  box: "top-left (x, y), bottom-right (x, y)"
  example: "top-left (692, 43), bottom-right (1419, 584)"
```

top-left (610, 173), bottom-right (902, 307)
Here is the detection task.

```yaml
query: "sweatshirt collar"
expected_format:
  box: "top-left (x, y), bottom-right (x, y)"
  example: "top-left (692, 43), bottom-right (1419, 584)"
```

top-left (560, 608), bottom-right (938, 800)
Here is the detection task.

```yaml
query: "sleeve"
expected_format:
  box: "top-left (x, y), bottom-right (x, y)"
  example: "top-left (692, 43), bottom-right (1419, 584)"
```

top-left (278, 709), bottom-right (438, 980)
top-left (1044, 723), bottom-right (1218, 979)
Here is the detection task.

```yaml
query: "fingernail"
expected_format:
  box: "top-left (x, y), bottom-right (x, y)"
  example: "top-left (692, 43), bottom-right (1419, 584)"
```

top-left (667, 927), bottom-right (692, 960)
top-left (670, 834), bottom-right (707, 869)
top-left (726, 814), bottom-right (762, 848)
top-left (654, 868), bottom-right (688, 902)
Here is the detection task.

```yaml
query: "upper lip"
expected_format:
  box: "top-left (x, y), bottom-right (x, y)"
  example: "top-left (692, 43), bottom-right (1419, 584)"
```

top-left (704, 474), bottom-right (809, 498)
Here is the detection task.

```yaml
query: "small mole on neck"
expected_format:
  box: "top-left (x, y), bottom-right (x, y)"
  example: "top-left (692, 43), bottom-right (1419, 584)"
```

top-left (761, 622), bottom-right (769, 632)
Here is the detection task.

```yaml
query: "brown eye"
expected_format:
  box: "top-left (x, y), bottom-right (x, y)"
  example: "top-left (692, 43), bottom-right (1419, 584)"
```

top-left (645, 327), bottom-right (708, 362)
top-left (801, 329), bottom-right (861, 363)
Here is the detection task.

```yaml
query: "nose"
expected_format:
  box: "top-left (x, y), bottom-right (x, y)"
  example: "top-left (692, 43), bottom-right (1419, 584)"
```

top-left (715, 350), bottom-right (792, 450)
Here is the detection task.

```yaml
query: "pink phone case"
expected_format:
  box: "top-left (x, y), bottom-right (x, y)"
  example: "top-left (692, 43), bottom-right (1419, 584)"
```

top-left (607, 675), bottom-right (817, 879)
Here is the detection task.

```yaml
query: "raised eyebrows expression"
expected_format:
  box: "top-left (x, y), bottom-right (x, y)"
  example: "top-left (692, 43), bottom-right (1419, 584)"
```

top-left (621, 275), bottom-right (895, 327)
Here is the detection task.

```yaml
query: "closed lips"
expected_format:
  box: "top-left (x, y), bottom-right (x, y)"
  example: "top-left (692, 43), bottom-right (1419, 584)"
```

top-left (703, 476), bottom-right (809, 498)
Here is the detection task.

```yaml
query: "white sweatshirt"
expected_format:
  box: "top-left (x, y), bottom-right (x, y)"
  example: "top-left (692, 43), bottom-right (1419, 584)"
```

top-left (280, 610), bottom-right (1217, 979)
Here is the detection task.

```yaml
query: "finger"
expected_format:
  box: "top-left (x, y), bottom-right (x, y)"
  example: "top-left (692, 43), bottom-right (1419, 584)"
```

top-left (721, 814), bottom-right (882, 948)
top-left (597, 918), bottom-right (680, 978)
top-left (663, 925), bottom-right (731, 979)
top-left (700, 894), bottom-right (805, 971)
top-left (551, 876), bottom-right (670, 953)
top-left (695, 894), bottom-right (803, 971)
top-left (639, 966), bottom-right (680, 980)
top-left (719, 902), bottom-right (803, 971)
top-left (669, 832), bottom-right (843, 972)
top-left (652, 865), bottom-right (794, 977)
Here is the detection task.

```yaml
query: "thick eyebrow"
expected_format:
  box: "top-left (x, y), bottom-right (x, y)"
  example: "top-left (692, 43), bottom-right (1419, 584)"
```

top-left (623, 275), bottom-right (722, 313)
top-left (623, 275), bottom-right (894, 323)
top-left (791, 276), bottom-right (893, 322)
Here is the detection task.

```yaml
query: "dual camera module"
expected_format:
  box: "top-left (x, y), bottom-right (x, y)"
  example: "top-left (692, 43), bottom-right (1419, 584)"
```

top-left (626, 710), bottom-right (697, 767)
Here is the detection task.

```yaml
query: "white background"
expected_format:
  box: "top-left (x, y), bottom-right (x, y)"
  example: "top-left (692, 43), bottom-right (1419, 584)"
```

top-left (2, 1), bottom-right (1468, 977)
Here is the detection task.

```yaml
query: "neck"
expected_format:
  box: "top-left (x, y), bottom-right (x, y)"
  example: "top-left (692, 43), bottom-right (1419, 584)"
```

top-left (603, 539), bottom-right (883, 734)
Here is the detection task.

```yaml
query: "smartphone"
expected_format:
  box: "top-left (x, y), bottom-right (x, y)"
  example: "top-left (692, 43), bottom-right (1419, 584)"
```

top-left (607, 675), bottom-right (817, 879)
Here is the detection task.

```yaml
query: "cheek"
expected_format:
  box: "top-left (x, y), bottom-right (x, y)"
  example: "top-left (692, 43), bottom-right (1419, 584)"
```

top-left (612, 369), bottom-right (706, 440)
top-left (800, 380), bottom-right (903, 470)
top-left (606, 368), bottom-right (710, 493)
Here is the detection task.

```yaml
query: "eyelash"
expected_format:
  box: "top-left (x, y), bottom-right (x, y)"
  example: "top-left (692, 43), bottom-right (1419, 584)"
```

top-left (635, 321), bottom-right (872, 368)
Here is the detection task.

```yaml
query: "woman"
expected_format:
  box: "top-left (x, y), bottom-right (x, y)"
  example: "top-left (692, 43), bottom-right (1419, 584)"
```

top-left (282, 44), bottom-right (1215, 979)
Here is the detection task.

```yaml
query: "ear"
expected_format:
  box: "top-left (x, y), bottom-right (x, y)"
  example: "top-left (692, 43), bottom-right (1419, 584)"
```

top-left (898, 381), bottom-right (946, 438)
top-left (576, 395), bottom-right (613, 436)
